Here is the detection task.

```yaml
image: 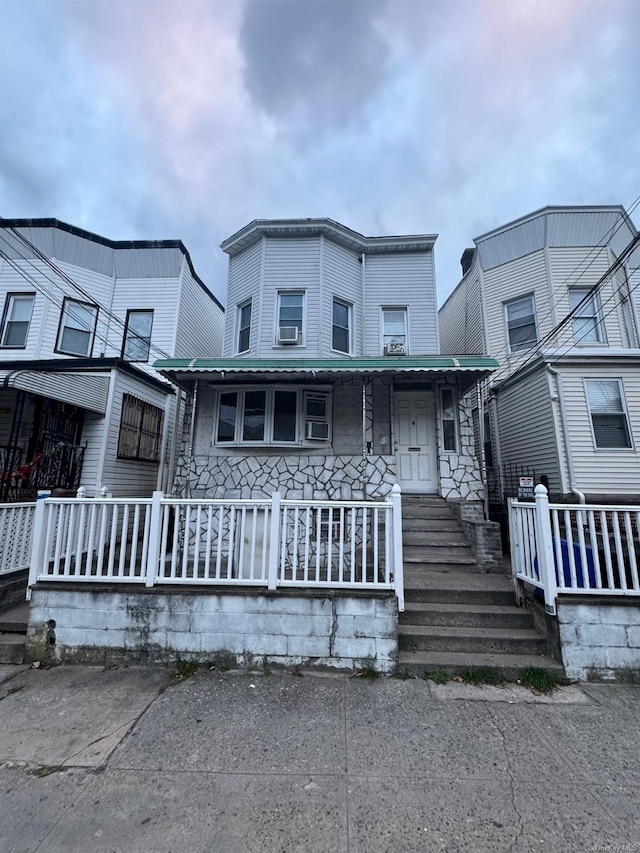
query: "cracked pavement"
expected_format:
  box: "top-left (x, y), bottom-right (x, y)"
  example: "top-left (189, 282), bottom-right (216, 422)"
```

top-left (0, 664), bottom-right (638, 852)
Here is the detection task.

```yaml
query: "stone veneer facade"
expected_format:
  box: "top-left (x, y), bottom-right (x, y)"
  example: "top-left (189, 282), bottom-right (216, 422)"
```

top-left (174, 377), bottom-right (484, 503)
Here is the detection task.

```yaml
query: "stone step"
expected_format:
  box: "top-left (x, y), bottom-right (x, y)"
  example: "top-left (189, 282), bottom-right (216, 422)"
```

top-left (398, 624), bottom-right (548, 655)
top-left (0, 603), bottom-right (29, 634)
top-left (402, 530), bottom-right (470, 545)
top-left (402, 518), bottom-right (461, 534)
top-left (403, 571), bottom-right (515, 606)
top-left (402, 504), bottom-right (456, 520)
top-left (397, 650), bottom-right (565, 681)
top-left (400, 601), bottom-right (534, 629)
top-left (0, 634), bottom-right (26, 665)
top-left (403, 544), bottom-right (475, 560)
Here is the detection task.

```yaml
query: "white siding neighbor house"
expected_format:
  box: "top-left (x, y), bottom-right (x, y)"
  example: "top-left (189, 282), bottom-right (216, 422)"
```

top-left (439, 205), bottom-right (640, 504)
top-left (156, 218), bottom-right (497, 506)
top-left (0, 218), bottom-right (224, 499)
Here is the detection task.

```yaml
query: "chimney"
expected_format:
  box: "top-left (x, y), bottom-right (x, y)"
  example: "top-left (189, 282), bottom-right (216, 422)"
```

top-left (460, 248), bottom-right (475, 276)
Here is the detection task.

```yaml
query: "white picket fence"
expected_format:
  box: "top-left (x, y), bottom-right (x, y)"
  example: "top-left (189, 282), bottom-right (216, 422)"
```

top-left (509, 484), bottom-right (640, 614)
top-left (0, 501), bottom-right (36, 577)
top-left (28, 487), bottom-right (405, 609)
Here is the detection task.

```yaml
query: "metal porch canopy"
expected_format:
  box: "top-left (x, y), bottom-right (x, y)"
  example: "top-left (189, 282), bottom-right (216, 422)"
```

top-left (0, 369), bottom-right (110, 414)
top-left (153, 356), bottom-right (498, 393)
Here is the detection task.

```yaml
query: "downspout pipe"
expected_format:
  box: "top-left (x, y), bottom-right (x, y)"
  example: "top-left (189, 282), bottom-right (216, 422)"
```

top-left (185, 379), bottom-right (199, 499)
top-left (547, 366), bottom-right (585, 505)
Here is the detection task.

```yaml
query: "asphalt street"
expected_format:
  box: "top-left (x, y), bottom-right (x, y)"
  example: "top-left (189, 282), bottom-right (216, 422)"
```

top-left (0, 664), bottom-right (638, 852)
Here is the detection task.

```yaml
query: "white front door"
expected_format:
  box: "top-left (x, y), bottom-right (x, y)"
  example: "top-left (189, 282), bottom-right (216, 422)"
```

top-left (394, 391), bottom-right (438, 493)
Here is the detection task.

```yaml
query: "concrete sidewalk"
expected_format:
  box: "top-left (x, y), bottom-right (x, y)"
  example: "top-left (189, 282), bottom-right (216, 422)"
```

top-left (0, 664), bottom-right (638, 852)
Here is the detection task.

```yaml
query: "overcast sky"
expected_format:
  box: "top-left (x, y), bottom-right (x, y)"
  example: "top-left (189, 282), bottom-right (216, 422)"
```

top-left (1, 0), bottom-right (639, 306)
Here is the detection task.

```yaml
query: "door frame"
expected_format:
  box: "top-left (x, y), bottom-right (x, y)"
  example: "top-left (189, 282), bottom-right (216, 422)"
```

top-left (393, 388), bottom-right (439, 494)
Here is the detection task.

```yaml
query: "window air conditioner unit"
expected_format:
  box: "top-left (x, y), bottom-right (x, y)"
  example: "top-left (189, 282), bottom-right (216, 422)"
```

top-left (306, 420), bottom-right (329, 440)
top-left (278, 326), bottom-right (300, 344)
top-left (385, 342), bottom-right (406, 356)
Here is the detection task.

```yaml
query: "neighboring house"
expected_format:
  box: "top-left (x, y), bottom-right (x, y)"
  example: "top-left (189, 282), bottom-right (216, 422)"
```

top-left (155, 218), bottom-right (497, 507)
top-left (0, 219), bottom-right (224, 500)
top-left (439, 205), bottom-right (640, 504)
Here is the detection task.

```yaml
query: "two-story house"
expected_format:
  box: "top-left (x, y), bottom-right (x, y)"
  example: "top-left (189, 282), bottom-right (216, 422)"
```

top-left (155, 218), bottom-right (497, 507)
top-left (439, 205), bottom-right (640, 505)
top-left (0, 218), bottom-right (224, 500)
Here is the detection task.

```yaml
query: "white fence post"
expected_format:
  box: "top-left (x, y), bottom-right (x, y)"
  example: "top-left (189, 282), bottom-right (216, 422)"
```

top-left (267, 492), bottom-right (281, 591)
top-left (534, 484), bottom-right (557, 615)
top-left (145, 491), bottom-right (164, 588)
top-left (26, 490), bottom-right (51, 600)
top-left (391, 484), bottom-right (405, 612)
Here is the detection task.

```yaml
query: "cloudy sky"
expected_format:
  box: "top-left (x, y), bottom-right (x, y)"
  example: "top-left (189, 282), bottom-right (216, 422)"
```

top-left (1, 0), bottom-right (639, 306)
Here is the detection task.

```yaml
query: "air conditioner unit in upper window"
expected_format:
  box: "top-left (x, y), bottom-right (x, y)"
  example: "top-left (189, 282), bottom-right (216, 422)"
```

top-left (278, 326), bottom-right (300, 344)
top-left (306, 420), bottom-right (329, 440)
top-left (385, 342), bottom-right (406, 356)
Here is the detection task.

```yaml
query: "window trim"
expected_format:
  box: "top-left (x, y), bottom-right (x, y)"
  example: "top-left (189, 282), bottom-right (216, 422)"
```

top-left (331, 297), bottom-right (352, 354)
top-left (55, 297), bottom-right (99, 357)
top-left (584, 378), bottom-right (633, 451)
top-left (0, 292), bottom-right (35, 349)
top-left (275, 290), bottom-right (306, 347)
top-left (237, 299), bottom-right (252, 354)
top-left (439, 386), bottom-right (458, 453)
top-left (569, 287), bottom-right (605, 346)
top-left (213, 385), bottom-right (331, 447)
top-left (504, 294), bottom-right (538, 354)
top-left (122, 309), bottom-right (154, 362)
top-left (381, 306), bottom-right (409, 355)
top-left (117, 394), bottom-right (164, 462)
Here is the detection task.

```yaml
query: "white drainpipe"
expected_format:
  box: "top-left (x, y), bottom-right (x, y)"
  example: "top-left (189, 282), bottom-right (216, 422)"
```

top-left (547, 366), bottom-right (585, 505)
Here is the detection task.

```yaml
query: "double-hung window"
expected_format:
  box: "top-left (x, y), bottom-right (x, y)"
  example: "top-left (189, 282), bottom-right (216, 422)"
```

top-left (570, 287), bottom-right (603, 344)
top-left (215, 387), bottom-right (329, 445)
top-left (332, 298), bottom-right (351, 353)
top-left (1, 293), bottom-right (35, 348)
top-left (237, 300), bottom-right (252, 354)
top-left (277, 292), bottom-right (304, 344)
top-left (505, 295), bottom-right (537, 353)
top-left (56, 298), bottom-right (98, 357)
top-left (122, 310), bottom-right (153, 361)
top-left (585, 379), bottom-right (632, 449)
top-left (382, 308), bottom-right (407, 354)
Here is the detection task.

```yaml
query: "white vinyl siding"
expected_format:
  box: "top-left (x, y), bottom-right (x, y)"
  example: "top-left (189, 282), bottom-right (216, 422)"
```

top-left (559, 365), bottom-right (640, 495)
top-left (438, 268), bottom-right (485, 355)
top-left (494, 369), bottom-right (563, 496)
top-left (174, 261), bottom-right (224, 359)
top-left (223, 239), bottom-right (262, 357)
top-left (100, 372), bottom-right (171, 497)
top-left (547, 247), bottom-right (623, 349)
top-left (363, 251), bottom-right (437, 356)
top-left (322, 239), bottom-right (362, 355)
top-left (259, 238), bottom-right (320, 357)
top-left (482, 249), bottom-right (549, 369)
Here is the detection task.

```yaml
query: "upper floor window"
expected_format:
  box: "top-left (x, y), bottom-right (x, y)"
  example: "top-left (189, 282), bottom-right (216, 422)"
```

top-left (117, 394), bottom-right (164, 461)
top-left (382, 308), bottom-right (408, 355)
top-left (1, 293), bottom-right (35, 348)
top-left (122, 310), bottom-right (154, 361)
top-left (56, 298), bottom-right (98, 357)
top-left (505, 295), bottom-right (537, 353)
top-left (237, 300), bottom-right (252, 353)
top-left (277, 292), bottom-right (304, 345)
top-left (585, 379), bottom-right (632, 449)
top-left (570, 288), bottom-right (604, 344)
top-left (332, 298), bottom-right (351, 353)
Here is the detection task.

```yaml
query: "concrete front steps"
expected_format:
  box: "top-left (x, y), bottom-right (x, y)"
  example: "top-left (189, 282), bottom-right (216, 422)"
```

top-left (0, 602), bottom-right (28, 664)
top-left (398, 497), bottom-right (564, 679)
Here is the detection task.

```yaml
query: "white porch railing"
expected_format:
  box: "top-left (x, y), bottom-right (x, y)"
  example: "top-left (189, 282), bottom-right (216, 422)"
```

top-left (0, 501), bottom-right (36, 577)
top-left (509, 484), bottom-right (640, 614)
top-left (28, 486), bottom-right (405, 609)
